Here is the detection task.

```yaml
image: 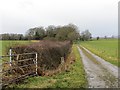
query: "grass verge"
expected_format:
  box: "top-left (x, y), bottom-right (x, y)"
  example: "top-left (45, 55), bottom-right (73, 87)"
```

top-left (80, 39), bottom-right (118, 66)
top-left (8, 44), bottom-right (87, 88)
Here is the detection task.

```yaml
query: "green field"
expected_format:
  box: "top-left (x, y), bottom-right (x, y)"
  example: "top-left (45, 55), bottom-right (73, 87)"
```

top-left (0, 40), bottom-right (32, 56)
top-left (80, 39), bottom-right (118, 66)
top-left (9, 45), bottom-right (87, 88)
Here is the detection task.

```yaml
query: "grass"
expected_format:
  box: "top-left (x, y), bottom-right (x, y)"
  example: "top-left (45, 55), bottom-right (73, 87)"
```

top-left (0, 40), bottom-right (32, 55)
top-left (9, 44), bottom-right (87, 88)
top-left (80, 39), bottom-right (118, 66)
top-left (0, 41), bottom-right (2, 56)
top-left (79, 46), bottom-right (100, 65)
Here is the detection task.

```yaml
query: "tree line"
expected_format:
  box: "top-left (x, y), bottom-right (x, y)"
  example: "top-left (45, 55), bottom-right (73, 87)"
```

top-left (0, 24), bottom-right (92, 41)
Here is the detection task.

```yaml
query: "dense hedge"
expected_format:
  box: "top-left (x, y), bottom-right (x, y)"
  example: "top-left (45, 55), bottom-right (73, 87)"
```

top-left (12, 40), bottom-right (72, 76)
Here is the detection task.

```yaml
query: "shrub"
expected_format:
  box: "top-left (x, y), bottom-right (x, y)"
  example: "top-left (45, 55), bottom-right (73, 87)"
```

top-left (12, 40), bottom-right (72, 76)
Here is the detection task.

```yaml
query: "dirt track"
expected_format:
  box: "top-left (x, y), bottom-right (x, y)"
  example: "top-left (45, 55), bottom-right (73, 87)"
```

top-left (78, 46), bottom-right (119, 88)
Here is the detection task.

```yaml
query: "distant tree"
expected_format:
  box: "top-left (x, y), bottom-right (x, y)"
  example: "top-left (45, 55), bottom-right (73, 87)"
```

top-left (1, 33), bottom-right (24, 40)
top-left (68, 32), bottom-right (80, 41)
top-left (55, 28), bottom-right (68, 40)
top-left (97, 36), bottom-right (99, 40)
top-left (55, 24), bottom-right (80, 41)
top-left (26, 27), bottom-right (45, 40)
top-left (1, 23), bottom-right (81, 41)
top-left (34, 27), bottom-right (45, 40)
top-left (1, 34), bottom-right (10, 40)
top-left (46, 25), bottom-right (56, 37)
top-left (81, 30), bottom-right (92, 41)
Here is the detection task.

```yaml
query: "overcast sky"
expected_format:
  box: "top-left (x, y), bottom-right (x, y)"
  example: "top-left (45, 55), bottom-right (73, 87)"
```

top-left (0, 0), bottom-right (119, 37)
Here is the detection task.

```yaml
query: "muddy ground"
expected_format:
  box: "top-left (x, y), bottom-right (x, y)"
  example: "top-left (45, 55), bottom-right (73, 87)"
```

top-left (78, 46), bottom-right (119, 88)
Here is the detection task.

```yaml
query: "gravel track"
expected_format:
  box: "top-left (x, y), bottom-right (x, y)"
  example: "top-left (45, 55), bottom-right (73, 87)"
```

top-left (77, 46), bottom-right (119, 88)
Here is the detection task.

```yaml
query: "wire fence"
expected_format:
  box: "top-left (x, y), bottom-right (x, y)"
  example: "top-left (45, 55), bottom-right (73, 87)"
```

top-left (0, 49), bottom-right (38, 87)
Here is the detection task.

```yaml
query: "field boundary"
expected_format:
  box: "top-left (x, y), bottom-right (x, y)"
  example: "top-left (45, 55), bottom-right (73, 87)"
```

top-left (0, 49), bottom-right (38, 87)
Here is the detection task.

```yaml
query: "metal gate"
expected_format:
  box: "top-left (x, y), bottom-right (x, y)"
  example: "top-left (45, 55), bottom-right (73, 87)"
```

top-left (0, 49), bottom-right (38, 87)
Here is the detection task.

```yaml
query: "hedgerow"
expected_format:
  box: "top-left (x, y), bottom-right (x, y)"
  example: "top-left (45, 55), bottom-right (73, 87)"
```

top-left (12, 40), bottom-right (72, 76)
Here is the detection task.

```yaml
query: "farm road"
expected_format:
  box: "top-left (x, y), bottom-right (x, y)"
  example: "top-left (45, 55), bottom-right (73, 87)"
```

top-left (77, 46), bottom-right (119, 88)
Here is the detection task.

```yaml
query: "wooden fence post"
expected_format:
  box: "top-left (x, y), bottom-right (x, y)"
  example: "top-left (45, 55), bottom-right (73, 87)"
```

top-left (9, 48), bottom-right (12, 67)
top-left (35, 52), bottom-right (38, 75)
top-left (61, 57), bottom-right (64, 65)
